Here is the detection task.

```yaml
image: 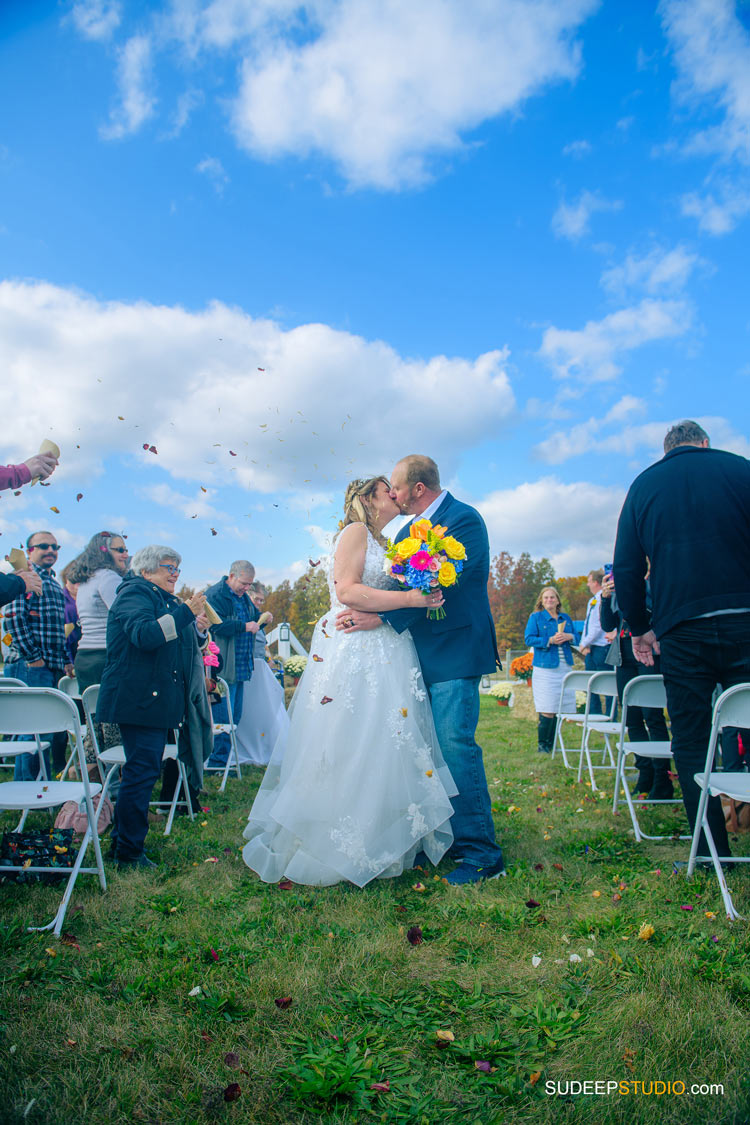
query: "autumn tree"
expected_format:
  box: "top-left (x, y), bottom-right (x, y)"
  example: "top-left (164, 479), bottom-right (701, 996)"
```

top-left (556, 575), bottom-right (590, 623)
top-left (487, 551), bottom-right (556, 650)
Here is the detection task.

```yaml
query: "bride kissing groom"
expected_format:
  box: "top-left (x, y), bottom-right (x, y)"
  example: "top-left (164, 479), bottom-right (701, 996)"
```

top-left (241, 454), bottom-right (504, 888)
top-left (337, 454), bottom-right (505, 885)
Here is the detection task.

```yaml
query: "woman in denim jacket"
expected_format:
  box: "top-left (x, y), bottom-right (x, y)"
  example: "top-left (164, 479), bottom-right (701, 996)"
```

top-left (524, 586), bottom-right (578, 753)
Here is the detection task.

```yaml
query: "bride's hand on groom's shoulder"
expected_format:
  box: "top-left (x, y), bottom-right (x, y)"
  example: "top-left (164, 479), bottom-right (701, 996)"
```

top-left (335, 609), bottom-right (382, 632)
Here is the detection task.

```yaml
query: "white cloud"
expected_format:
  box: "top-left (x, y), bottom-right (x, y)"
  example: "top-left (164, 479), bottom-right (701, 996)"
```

top-left (538, 298), bottom-right (692, 384)
top-left (534, 412), bottom-right (750, 465)
top-left (562, 139), bottom-right (592, 157)
top-left (100, 35), bottom-right (156, 140)
top-left (600, 245), bottom-right (701, 297)
top-left (551, 189), bottom-right (622, 240)
top-left (141, 483), bottom-right (223, 520)
top-left (475, 477), bottom-right (624, 575)
top-left (660, 0), bottom-right (750, 164)
top-left (76, 0), bottom-right (598, 189)
top-left (0, 280), bottom-right (516, 500)
top-left (69, 0), bottom-right (121, 40)
top-left (164, 88), bottom-right (204, 138)
top-left (196, 156), bottom-right (229, 193)
top-left (681, 181), bottom-right (750, 233)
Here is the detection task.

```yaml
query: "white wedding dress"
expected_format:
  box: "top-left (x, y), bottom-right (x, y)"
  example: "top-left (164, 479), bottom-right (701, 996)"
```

top-left (242, 526), bottom-right (457, 886)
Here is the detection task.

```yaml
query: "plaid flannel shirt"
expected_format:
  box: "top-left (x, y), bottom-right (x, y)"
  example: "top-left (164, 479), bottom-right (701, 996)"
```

top-left (4, 563), bottom-right (67, 670)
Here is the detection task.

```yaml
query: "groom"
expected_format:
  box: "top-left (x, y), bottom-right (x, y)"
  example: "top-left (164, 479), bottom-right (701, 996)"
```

top-left (336, 454), bottom-right (504, 884)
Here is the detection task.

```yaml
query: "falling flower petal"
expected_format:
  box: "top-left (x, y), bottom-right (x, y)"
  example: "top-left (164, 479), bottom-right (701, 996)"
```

top-left (49, 506), bottom-right (60, 514)
top-left (210, 528), bottom-right (218, 536)
top-left (149, 445), bottom-right (157, 454)
top-left (474, 1060), bottom-right (493, 1073)
top-left (400, 707), bottom-right (408, 717)
top-left (407, 925), bottom-right (423, 945)
top-left (274, 996), bottom-right (293, 1009)
top-left (680, 904), bottom-right (694, 912)
top-left (312, 654), bottom-right (323, 662)
top-left (76, 493), bottom-right (83, 502)
top-left (425, 769), bottom-right (433, 777)
top-left (320, 696), bottom-right (333, 705)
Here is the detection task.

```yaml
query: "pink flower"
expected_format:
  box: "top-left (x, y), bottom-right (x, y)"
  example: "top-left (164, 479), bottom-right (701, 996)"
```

top-left (410, 551), bottom-right (432, 570)
top-left (428, 558), bottom-right (440, 572)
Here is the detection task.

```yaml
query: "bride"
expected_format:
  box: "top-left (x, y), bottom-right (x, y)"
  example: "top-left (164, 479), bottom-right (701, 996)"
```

top-left (242, 475), bottom-right (457, 887)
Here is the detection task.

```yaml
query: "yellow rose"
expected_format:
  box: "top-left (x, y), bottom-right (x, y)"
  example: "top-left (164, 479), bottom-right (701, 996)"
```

top-left (442, 536), bottom-right (466, 560)
top-left (396, 537), bottom-right (421, 559)
top-left (438, 562), bottom-right (457, 586)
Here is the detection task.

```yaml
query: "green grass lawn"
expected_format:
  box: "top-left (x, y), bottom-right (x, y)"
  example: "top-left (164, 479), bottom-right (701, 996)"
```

top-left (2, 699), bottom-right (750, 1125)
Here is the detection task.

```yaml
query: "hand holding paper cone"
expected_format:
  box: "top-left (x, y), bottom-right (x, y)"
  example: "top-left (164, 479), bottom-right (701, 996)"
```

top-left (29, 440), bottom-right (60, 485)
top-left (8, 548), bottom-right (28, 572)
top-left (203, 601), bottom-right (223, 626)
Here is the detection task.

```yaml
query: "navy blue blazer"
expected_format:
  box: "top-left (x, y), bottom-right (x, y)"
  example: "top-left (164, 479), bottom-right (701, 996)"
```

top-left (381, 492), bottom-right (501, 685)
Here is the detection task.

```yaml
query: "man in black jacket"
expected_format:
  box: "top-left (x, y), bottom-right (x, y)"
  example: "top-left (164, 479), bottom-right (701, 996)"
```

top-left (613, 420), bottom-right (750, 857)
top-left (204, 561), bottom-right (260, 770)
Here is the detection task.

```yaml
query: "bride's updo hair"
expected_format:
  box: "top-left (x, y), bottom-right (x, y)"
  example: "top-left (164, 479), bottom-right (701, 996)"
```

top-left (339, 476), bottom-right (390, 543)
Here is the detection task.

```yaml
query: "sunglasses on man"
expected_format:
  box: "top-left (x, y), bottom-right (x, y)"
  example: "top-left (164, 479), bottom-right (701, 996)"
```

top-left (30, 543), bottom-right (60, 552)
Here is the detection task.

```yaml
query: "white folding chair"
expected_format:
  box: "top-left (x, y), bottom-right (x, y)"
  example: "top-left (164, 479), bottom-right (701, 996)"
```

top-left (611, 675), bottom-right (687, 842)
top-left (552, 669), bottom-right (597, 769)
top-left (0, 677), bottom-right (52, 785)
top-left (57, 675), bottom-right (81, 700)
top-left (577, 671), bottom-right (620, 791)
top-left (687, 683), bottom-right (750, 921)
top-left (81, 685), bottom-right (194, 837)
top-left (206, 677), bottom-right (242, 793)
top-left (0, 686), bottom-right (106, 936)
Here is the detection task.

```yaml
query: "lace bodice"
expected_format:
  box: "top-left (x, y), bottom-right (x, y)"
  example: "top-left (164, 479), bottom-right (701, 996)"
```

top-left (326, 526), bottom-right (395, 610)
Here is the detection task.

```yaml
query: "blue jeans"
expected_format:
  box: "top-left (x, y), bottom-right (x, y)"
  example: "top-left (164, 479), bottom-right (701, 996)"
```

top-left (11, 664), bottom-right (67, 780)
top-left (206, 679), bottom-right (246, 768)
top-left (659, 615), bottom-right (750, 857)
top-left (427, 676), bottom-right (503, 868)
top-left (111, 724), bottom-right (167, 860)
top-left (585, 645), bottom-right (610, 715)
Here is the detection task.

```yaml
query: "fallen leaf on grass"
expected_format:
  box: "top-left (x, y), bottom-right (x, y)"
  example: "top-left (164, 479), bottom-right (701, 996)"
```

top-left (531, 955), bottom-right (542, 968)
top-left (552, 863), bottom-right (563, 871)
top-left (60, 933), bottom-right (80, 950)
top-left (530, 1071), bottom-right (542, 1085)
top-left (435, 1029), bottom-right (455, 1046)
top-left (412, 882), bottom-right (426, 892)
top-left (224, 1052), bottom-right (241, 1068)
top-left (525, 900), bottom-right (541, 909)
top-left (200, 1030), bottom-right (214, 1043)
top-left (209, 948), bottom-right (219, 962)
top-left (223, 1083), bottom-right (241, 1102)
top-left (407, 925), bottom-right (423, 945)
top-left (533, 863), bottom-right (544, 871)
top-left (278, 880), bottom-right (293, 890)
top-left (274, 997), bottom-right (293, 1009)
top-left (474, 1060), bottom-right (494, 1073)
top-left (204, 857), bottom-right (219, 864)
top-left (45, 948), bottom-right (57, 957)
top-left (680, 904), bottom-right (694, 912)
top-left (638, 923), bottom-right (655, 941)
top-left (370, 1079), bottom-right (390, 1093)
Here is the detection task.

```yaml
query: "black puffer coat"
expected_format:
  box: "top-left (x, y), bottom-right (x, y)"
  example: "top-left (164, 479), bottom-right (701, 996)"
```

top-left (96, 575), bottom-right (198, 728)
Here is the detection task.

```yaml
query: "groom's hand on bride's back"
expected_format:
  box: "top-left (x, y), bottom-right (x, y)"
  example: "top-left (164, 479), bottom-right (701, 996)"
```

top-left (335, 609), bottom-right (382, 632)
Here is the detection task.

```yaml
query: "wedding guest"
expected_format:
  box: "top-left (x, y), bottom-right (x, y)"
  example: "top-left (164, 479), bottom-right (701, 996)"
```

top-left (70, 531), bottom-right (130, 693)
top-left (59, 562), bottom-right (82, 668)
top-left (3, 531), bottom-right (72, 776)
top-left (0, 450), bottom-right (58, 491)
top-left (234, 582), bottom-right (289, 766)
top-left (204, 561), bottom-right (260, 771)
top-left (579, 569), bottom-right (609, 715)
top-left (524, 586), bottom-right (578, 754)
top-left (96, 545), bottom-right (209, 869)
top-left (599, 570), bottom-right (672, 798)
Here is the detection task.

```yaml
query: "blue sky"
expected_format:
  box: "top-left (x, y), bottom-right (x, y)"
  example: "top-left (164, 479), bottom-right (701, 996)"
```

top-left (1, 0), bottom-right (748, 590)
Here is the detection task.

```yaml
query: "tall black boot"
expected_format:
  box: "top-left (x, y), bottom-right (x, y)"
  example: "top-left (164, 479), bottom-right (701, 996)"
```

top-left (631, 753), bottom-right (654, 795)
top-left (537, 715), bottom-right (554, 754)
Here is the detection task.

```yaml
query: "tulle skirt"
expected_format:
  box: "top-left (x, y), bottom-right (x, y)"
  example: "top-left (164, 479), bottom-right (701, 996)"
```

top-left (242, 615), bottom-right (456, 887)
top-left (235, 660), bottom-right (289, 766)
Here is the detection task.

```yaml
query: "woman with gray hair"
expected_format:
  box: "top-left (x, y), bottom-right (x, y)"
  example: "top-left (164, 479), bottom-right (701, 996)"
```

top-left (96, 545), bottom-right (209, 869)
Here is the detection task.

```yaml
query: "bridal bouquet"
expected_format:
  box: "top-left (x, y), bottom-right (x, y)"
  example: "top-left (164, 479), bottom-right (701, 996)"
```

top-left (383, 518), bottom-right (466, 620)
